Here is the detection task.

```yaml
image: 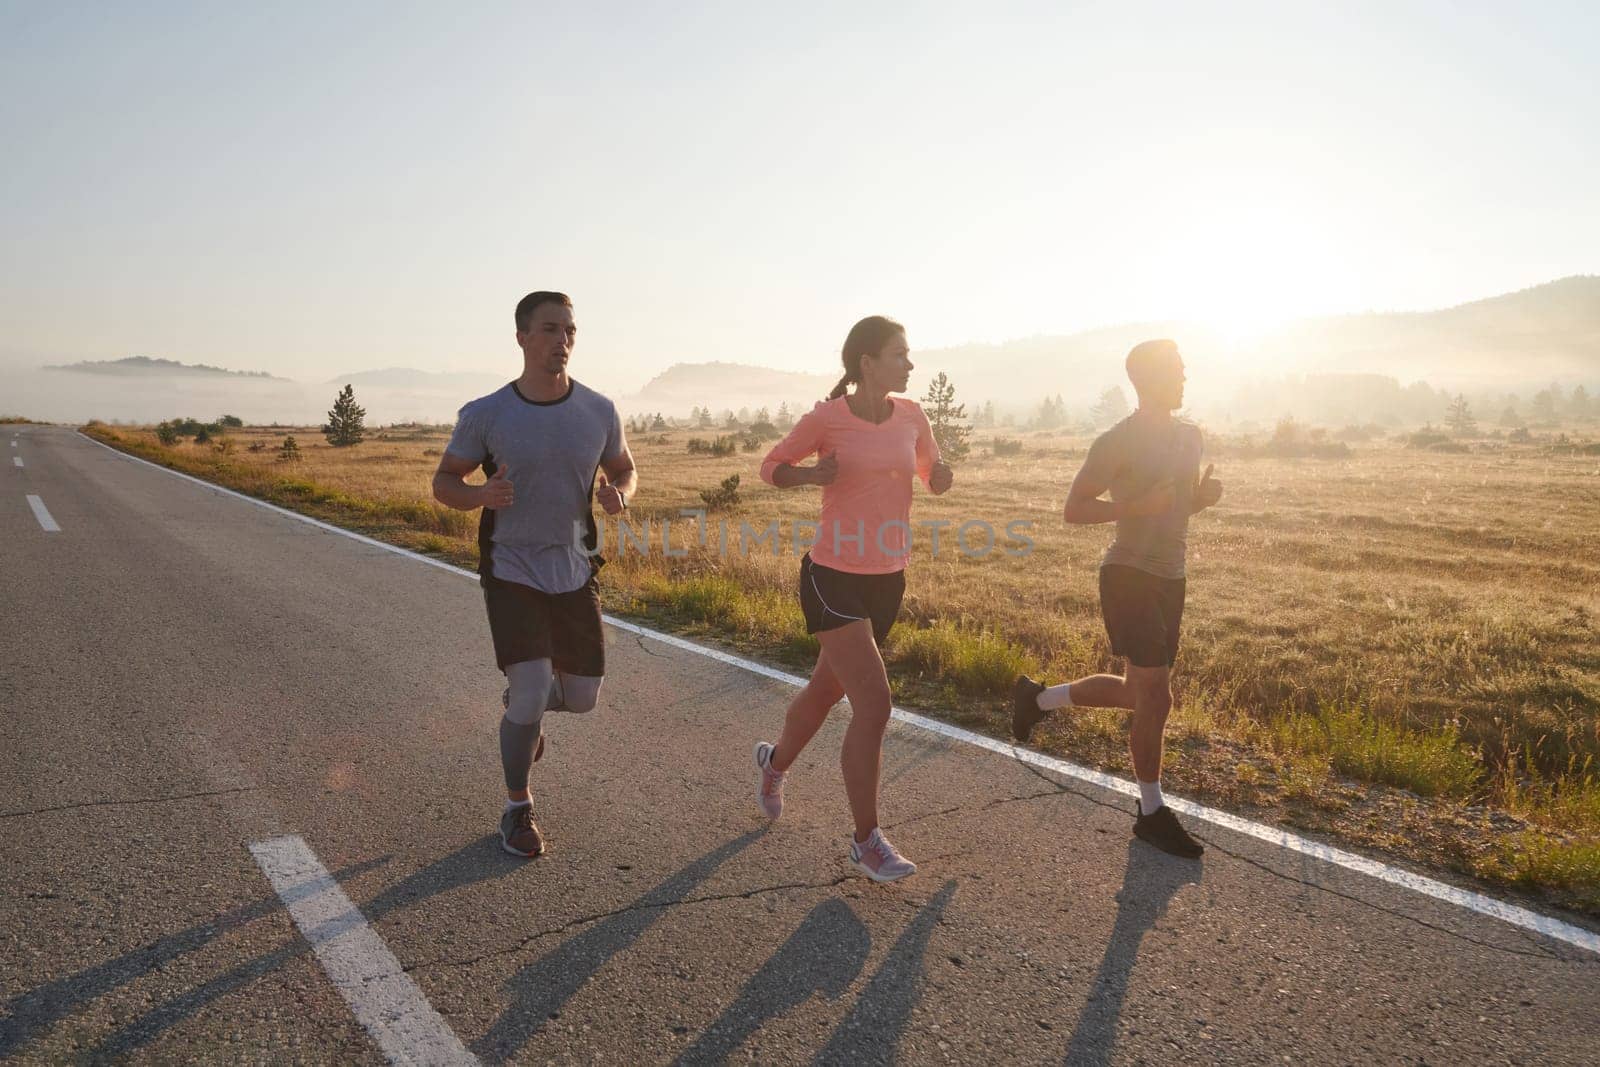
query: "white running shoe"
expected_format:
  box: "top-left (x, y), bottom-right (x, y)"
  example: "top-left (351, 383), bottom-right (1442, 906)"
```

top-left (754, 741), bottom-right (786, 819)
top-left (849, 827), bottom-right (917, 882)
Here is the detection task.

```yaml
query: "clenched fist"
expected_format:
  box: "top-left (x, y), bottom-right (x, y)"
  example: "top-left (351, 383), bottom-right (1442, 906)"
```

top-left (595, 471), bottom-right (627, 515)
top-left (810, 452), bottom-right (839, 486)
top-left (480, 464), bottom-right (514, 510)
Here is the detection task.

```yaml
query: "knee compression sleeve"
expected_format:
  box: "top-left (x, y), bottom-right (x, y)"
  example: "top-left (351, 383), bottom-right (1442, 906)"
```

top-left (505, 659), bottom-right (554, 726)
top-left (500, 659), bottom-right (553, 791)
top-left (553, 673), bottom-right (603, 713)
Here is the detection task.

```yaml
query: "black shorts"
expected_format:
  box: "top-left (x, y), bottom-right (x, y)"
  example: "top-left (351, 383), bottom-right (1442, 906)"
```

top-left (481, 573), bottom-right (606, 676)
top-left (799, 553), bottom-right (905, 647)
top-left (1099, 564), bottom-right (1186, 669)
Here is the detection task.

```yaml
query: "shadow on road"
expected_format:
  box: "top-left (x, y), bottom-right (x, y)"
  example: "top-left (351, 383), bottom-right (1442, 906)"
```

top-left (74, 833), bottom-right (519, 1059)
top-left (475, 826), bottom-right (768, 1063)
top-left (0, 854), bottom-right (390, 1059)
top-left (813, 878), bottom-right (959, 1065)
top-left (676, 896), bottom-right (871, 1065)
top-left (1062, 839), bottom-right (1203, 1066)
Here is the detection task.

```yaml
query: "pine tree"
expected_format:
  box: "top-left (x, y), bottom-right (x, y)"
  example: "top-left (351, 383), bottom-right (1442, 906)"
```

top-left (323, 384), bottom-right (367, 447)
top-left (1570, 384), bottom-right (1592, 419)
top-left (278, 435), bottom-right (301, 461)
top-left (1091, 386), bottom-right (1129, 428)
top-left (921, 371), bottom-right (971, 463)
top-left (1446, 394), bottom-right (1476, 436)
top-left (776, 401), bottom-right (793, 429)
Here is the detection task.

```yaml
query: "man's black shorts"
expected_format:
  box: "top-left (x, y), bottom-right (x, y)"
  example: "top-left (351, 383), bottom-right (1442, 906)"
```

top-left (481, 572), bottom-right (606, 675)
top-left (799, 553), bottom-right (905, 647)
top-left (1098, 563), bottom-right (1185, 668)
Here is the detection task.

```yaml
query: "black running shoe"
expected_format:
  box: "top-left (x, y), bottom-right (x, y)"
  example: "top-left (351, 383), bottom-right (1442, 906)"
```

top-left (1011, 675), bottom-right (1047, 742)
top-left (1133, 803), bottom-right (1204, 858)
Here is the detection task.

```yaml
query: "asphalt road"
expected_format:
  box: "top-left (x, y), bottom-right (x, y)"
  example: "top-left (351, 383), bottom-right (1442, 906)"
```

top-left (3, 424), bottom-right (1597, 1065)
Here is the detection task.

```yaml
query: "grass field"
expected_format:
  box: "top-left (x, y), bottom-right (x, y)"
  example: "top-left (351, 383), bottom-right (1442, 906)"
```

top-left (83, 419), bottom-right (1600, 913)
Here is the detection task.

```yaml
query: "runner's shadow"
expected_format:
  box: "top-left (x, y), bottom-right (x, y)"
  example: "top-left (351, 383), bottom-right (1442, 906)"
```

top-left (1062, 840), bottom-right (1202, 1066)
top-left (0, 854), bottom-right (391, 1059)
top-left (675, 896), bottom-right (871, 1066)
top-left (85, 833), bottom-right (520, 1059)
top-left (813, 878), bottom-right (958, 1065)
top-left (475, 826), bottom-right (768, 1063)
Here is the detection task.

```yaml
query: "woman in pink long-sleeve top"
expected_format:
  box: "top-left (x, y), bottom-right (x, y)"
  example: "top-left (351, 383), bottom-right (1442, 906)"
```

top-left (752, 315), bottom-right (953, 882)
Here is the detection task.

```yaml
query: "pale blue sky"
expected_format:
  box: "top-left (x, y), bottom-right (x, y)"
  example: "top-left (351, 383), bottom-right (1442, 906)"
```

top-left (2, 1), bottom-right (1595, 391)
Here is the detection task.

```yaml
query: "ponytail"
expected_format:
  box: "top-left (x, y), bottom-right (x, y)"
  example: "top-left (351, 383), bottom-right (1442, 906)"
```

top-left (828, 315), bottom-right (904, 402)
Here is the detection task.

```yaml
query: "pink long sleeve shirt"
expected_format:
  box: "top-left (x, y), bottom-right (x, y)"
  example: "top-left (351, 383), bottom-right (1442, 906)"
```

top-left (760, 396), bottom-right (941, 574)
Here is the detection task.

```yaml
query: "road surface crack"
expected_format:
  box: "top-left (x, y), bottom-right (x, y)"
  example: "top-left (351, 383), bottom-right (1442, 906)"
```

top-left (401, 874), bottom-right (852, 973)
top-left (0, 786), bottom-right (254, 821)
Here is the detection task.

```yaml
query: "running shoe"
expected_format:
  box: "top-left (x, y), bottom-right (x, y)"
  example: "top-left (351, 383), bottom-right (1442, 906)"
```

top-left (849, 828), bottom-right (917, 882)
top-left (1011, 674), bottom-right (1047, 742)
top-left (1133, 802), bottom-right (1204, 858)
top-left (499, 801), bottom-right (545, 858)
top-left (754, 741), bottom-right (786, 819)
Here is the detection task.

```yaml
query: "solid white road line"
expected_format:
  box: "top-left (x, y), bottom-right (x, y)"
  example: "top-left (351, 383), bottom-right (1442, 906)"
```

top-left (12, 457), bottom-right (21, 467)
top-left (83, 430), bottom-right (1600, 956)
top-left (26, 494), bottom-right (59, 532)
top-left (249, 835), bottom-right (477, 1066)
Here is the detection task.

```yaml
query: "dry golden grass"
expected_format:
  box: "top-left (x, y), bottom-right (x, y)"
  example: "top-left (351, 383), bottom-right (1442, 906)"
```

top-left (86, 420), bottom-right (1600, 912)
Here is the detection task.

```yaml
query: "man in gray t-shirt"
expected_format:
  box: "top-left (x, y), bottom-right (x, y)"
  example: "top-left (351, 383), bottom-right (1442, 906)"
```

top-left (1011, 339), bottom-right (1222, 859)
top-left (432, 290), bottom-right (637, 858)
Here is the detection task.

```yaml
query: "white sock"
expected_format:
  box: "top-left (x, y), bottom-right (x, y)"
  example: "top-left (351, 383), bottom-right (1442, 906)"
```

top-left (1138, 779), bottom-right (1165, 815)
top-left (1037, 683), bottom-right (1075, 711)
top-left (505, 797), bottom-right (531, 812)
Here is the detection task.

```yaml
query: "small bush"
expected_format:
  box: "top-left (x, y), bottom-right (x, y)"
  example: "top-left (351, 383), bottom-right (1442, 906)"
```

top-left (1407, 425), bottom-right (1451, 449)
top-left (247, 441), bottom-right (266, 453)
top-left (278, 435), bottom-right (302, 461)
top-left (991, 436), bottom-right (1024, 457)
top-left (699, 473), bottom-right (741, 511)
top-left (688, 435), bottom-right (738, 457)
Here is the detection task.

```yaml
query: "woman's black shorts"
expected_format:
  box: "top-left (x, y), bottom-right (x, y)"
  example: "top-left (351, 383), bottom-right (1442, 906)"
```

top-left (799, 553), bottom-right (905, 647)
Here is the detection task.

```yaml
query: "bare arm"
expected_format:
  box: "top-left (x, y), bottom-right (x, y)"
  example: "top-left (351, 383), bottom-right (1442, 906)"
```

top-left (1061, 463), bottom-right (1122, 525)
top-left (595, 446), bottom-right (639, 514)
top-left (769, 453), bottom-right (837, 488)
top-left (1062, 460), bottom-right (1174, 525)
top-left (432, 452), bottom-right (497, 511)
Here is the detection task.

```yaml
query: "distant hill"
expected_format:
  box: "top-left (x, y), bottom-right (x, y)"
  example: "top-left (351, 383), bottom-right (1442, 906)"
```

top-left (327, 367), bottom-right (508, 392)
top-left (43, 355), bottom-right (283, 379)
top-left (909, 275), bottom-right (1600, 409)
top-left (613, 277), bottom-right (1598, 425)
top-left (619, 361), bottom-right (838, 418)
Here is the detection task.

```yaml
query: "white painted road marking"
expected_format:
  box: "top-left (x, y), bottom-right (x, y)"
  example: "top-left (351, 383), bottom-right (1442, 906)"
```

top-left (12, 457), bottom-right (21, 467)
top-left (26, 494), bottom-right (59, 532)
top-left (249, 835), bottom-right (477, 1065)
top-left (84, 431), bottom-right (1600, 956)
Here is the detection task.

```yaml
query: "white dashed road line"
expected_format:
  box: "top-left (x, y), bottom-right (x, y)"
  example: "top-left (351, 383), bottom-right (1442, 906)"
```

top-left (249, 835), bottom-right (477, 1065)
top-left (26, 494), bottom-right (60, 532)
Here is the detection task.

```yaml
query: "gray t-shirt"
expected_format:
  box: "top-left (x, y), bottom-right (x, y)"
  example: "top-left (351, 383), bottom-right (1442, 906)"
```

top-left (445, 380), bottom-right (626, 594)
top-left (1084, 414), bottom-right (1204, 580)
